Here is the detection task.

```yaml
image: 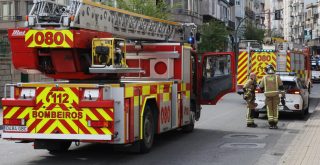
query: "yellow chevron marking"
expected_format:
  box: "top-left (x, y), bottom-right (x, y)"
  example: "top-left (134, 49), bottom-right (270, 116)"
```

top-left (4, 107), bottom-right (19, 118)
top-left (37, 87), bottom-right (51, 104)
top-left (79, 119), bottom-right (98, 134)
top-left (101, 127), bottom-right (112, 135)
top-left (56, 121), bottom-right (71, 134)
top-left (238, 76), bottom-right (247, 85)
top-left (34, 118), bottom-right (50, 133)
top-left (64, 87), bottom-right (79, 104)
top-left (44, 120), bottom-right (59, 134)
top-left (27, 118), bottom-right (36, 133)
top-left (83, 108), bottom-right (99, 120)
top-left (96, 108), bottom-right (113, 121)
top-left (18, 107), bottom-right (32, 119)
top-left (65, 119), bottom-right (79, 133)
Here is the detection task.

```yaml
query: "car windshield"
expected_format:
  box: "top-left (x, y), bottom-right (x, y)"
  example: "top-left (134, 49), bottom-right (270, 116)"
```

top-left (282, 81), bottom-right (299, 91)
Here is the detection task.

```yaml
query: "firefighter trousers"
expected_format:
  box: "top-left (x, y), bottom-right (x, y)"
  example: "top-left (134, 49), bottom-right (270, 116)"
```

top-left (246, 108), bottom-right (255, 124)
top-left (265, 96), bottom-right (280, 126)
top-left (246, 101), bottom-right (256, 124)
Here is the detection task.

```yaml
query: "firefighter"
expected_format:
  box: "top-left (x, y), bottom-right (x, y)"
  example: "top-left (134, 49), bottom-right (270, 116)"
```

top-left (259, 64), bottom-right (284, 129)
top-left (243, 72), bottom-right (258, 128)
top-left (114, 41), bottom-right (123, 66)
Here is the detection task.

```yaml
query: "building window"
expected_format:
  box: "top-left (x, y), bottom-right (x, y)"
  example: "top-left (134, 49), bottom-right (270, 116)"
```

top-left (182, 0), bottom-right (189, 10)
top-left (26, 1), bottom-right (33, 15)
top-left (212, 1), bottom-right (215, 15)
top-left (236, 1), bottom-right (240, 5)
top-left (193, 0), bottom-right (198, 14)
top-left (2, 2), bottom-right (13, 21)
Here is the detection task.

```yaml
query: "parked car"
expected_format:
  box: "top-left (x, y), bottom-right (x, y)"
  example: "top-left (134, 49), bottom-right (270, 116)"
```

top-left (255, 74), bottom-right (309, 118)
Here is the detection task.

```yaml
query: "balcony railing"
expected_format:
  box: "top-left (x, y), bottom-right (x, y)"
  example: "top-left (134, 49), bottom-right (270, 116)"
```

top-left (245, 7), bottom-right (254, 19)
top-left (0, 16), bottom-right (24, 22)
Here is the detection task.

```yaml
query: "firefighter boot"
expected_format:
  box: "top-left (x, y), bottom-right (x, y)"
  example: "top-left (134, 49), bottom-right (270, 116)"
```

top-left (247, 123), bottom-right (258, 128)
top-left (269, 121), bottom-right (274, 129)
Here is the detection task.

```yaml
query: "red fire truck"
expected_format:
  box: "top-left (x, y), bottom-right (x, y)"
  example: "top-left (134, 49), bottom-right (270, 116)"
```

top-left (2, 0), bottom-right (236, 153)
top-left (236, 44), bottom-right (311, 94)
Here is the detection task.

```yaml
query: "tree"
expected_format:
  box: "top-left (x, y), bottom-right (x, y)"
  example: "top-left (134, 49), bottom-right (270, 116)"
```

top-left (114, 0), bottom-right (171, 19)
top-left (198, 21), bottom-right (229, 52)
top-left (243, 22), bottom-right (265, 42)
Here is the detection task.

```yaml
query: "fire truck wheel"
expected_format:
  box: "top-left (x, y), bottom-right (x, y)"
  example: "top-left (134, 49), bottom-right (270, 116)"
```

top-left (182, 111), bottom-right (195, 133)
top-left (47, 140), bottom-right (72, 155)
top-left (140, 109), bottom-right (154, 153)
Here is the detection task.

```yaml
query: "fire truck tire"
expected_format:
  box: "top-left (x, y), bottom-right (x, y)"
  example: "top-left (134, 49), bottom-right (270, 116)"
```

top-left (182, 111), bottom-right (195, 133)
top-left (140, 108), bottom-right (154, 153)
top-left (47, 140), bottom-right (72, 155)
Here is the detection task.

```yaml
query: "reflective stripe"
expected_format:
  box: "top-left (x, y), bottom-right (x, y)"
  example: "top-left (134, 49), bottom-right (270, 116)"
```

top-left (2, 133), bottom-right (112, 140)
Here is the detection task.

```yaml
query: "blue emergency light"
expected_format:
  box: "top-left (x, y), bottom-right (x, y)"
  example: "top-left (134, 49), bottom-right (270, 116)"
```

top-left (188, 36), bottom-right (195, 44)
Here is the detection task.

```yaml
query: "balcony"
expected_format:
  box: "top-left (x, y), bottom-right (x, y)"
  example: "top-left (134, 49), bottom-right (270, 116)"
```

top-left (245, 7), bottom-right (255, 19)
top-left (229, 0), bottom-right (235, 6)
top-left (307, 39), bottom-right (320, 46)
top-left (0, 16), bottom-right (26, 30)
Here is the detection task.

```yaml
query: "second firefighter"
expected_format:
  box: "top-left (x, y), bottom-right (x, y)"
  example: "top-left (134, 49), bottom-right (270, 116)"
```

top-left (244, 73), bottom-right (258, 127)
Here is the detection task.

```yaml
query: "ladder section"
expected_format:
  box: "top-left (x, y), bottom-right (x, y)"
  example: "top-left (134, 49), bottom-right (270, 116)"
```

top-left (27, 0), bottom-right (183, 41)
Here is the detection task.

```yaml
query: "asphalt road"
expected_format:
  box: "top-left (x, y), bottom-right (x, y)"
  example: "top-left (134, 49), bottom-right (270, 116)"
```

top-left (0, 84), bottom-right (319, 165)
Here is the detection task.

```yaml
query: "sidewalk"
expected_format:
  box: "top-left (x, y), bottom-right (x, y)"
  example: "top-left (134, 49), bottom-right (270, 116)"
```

top-left (278, 104), bottom-right (320, 165)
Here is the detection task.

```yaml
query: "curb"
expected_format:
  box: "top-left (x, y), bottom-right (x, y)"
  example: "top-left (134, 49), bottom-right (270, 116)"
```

top-left (278, 101), bottom-right (320, 165)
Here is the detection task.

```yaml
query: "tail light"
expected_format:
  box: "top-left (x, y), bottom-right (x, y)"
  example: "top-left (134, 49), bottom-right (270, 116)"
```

top-left (4, 119), bottom-right (26, 126)
top-left (87, 120), bottom-right (110, 128)
top-left (288, 90), bottom-right (300, 95)
top-left (25, 15), bottom-right (28, 21)
top-left (237, 85), bottom-right (243, 90)
top-left (294, 104), bottom-right (300, 109)
top-left (255, 88), bottom-right (263, 93)
top-left (82, 88), bottom-right (100, 101)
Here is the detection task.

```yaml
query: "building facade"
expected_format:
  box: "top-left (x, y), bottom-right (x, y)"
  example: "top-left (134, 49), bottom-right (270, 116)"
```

top-left (269, 0), bottom-right (284, 38)
top-left (305, 3), bottom-right (318, 43)
top-left (245, 0), bottom-right (265, 29)
top-left (304, 2), bottom-right (319, 56)
top-left (283, 0), bottom-right (305, 44)
top-left (200, 0), bottom-right (235, 51)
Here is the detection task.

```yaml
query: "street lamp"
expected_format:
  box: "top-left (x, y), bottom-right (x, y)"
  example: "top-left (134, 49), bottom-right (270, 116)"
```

top-left (233, 16), bottom-right (248, 65)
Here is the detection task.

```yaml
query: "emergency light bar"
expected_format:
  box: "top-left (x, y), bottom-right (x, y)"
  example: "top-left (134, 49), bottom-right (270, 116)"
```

top-left (252, 49), bottom-right (275, 52)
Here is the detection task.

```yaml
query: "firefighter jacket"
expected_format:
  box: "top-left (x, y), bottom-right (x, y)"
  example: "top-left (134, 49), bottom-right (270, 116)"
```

top-left (243, 78), bottom-right (257, 102)
top-left (259, 74), bottom-right (283, 97)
